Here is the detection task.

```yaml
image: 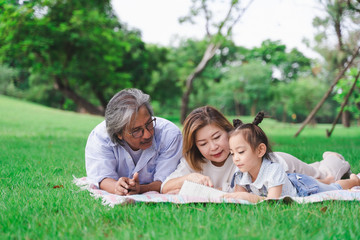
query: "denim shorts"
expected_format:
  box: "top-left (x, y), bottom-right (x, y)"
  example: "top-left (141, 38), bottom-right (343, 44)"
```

top-left (287, 173), bottom-right (320, 197)
top-left (287, 173), bottom-right (342, 197)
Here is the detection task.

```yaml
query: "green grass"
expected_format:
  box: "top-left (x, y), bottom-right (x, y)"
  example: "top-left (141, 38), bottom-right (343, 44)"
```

top-left (1, 95), bottom-right (359, 240)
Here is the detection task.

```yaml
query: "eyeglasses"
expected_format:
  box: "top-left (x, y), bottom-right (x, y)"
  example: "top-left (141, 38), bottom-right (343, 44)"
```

top-left (128, 118), bottom-right (156, 138)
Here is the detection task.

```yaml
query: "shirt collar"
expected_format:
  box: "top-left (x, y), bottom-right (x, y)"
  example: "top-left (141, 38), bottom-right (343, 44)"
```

top-left (231, 158), bottom-right (272, 188)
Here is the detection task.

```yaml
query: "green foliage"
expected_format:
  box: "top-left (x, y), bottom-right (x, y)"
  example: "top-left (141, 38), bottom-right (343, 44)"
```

top-left (212, 60), bottom-right (273, 115)
top-left (333, 68), bottom-right (360, 119)
top-left (0, 64), bottom-right (19, 96)
top-left (190, 39), bottom-right (314, 118)
top-left (0, 0), bottom-right (352, 125)
top-left (0, 0), bottom-right (150, 113)
top-left (311, 0), bottom-right (360, 74)
top-left (244, 40), bottom-right (312, 82)
top-left (1, 95), bottom-right (360, 239)
top-left (273, 77), bottom-right (333, 122)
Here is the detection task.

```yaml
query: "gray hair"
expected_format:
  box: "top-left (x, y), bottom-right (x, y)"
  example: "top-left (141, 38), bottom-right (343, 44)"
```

top-left (105, 88), bottom-right (153, 144)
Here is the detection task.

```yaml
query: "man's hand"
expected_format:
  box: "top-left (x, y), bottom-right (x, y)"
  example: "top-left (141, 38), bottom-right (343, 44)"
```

top-left (114, 172), bottom-right (140, 196)
top-left (126, 172), bottom-right (140, 195)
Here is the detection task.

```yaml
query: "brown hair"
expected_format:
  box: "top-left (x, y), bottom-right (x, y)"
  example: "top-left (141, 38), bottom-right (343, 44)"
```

top-left (182, 106), bottom-right (234, 171)
top-left (230, 111), bottom-right (272, 160)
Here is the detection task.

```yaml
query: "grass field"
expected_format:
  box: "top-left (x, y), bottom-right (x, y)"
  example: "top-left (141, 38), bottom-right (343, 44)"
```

top-left (1, 95), bottom-right (359, 239)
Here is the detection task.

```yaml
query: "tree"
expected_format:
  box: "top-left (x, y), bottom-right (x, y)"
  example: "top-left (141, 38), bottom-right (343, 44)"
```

top-left (246, 40), bottom-right (311, 82)
top-left (0, 0), bottom-right (150, 115)
top-left (0, 64), bottom-right (19, 96)
top-left (333, 68), bottom-right (360, 124)
top-left (179, 0), bottom-right (254, 123)
top-left (144, 44), bottom-right (183, 115)
top-left (307, 0), bottom-right (360, 127)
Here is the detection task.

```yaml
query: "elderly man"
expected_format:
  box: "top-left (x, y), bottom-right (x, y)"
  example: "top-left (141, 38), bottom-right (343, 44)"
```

top-left (85, 88), bottom-right (182, 195)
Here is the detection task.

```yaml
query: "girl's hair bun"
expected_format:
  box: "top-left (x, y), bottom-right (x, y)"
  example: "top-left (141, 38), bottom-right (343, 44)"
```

top-left (252, 111), bottom-right (265, 126)
top-left (232, 119), bottom-right (243, 128)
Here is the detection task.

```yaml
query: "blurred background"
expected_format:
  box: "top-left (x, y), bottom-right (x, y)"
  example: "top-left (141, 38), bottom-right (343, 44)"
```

top-left (1, 0), bottom-right (359, 126)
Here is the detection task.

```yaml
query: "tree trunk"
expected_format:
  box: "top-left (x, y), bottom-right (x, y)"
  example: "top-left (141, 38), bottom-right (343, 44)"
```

top-left (294, 45), bottom-right (360, 137)
top-left (234, 99), bottom-right (241, 116)
top-left (282, 108), bottom-right (287, 122)
top-left (180, 43), bottom-right (220, 123)
top-left (341, 109), bottom-right (351, 127)
top-left (334, 2), bottom-right (344, 51)
top-left (54, 76), bottom-right (104, 115)
top-left (250, 100), bottom-right (257, 116)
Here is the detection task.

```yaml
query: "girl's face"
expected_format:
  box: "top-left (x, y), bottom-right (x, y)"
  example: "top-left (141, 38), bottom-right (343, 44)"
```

top-left (195, 124), bottom-right (230, 166)
top-left (229, 133), bottom-right (265, 177)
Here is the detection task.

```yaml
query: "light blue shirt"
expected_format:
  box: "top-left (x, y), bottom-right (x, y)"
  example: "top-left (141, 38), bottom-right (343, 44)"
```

top-left (85, 117), bottom-right (183, 188)
top-left (234, 158), bottom-right (298, 197)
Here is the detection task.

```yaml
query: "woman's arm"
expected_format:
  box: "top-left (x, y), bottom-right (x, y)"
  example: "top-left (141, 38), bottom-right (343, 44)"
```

top-left (161, 173), bottom-right (214, 194)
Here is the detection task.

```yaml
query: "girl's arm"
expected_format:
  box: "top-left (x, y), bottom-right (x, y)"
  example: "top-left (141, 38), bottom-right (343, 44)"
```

top-left (266, 185), bottom-right (282, 199)
top-left (223, 185), bottom-right (283, 203)
top-left (223, 185), bottom-right (263, 203)
top-left (223, 191), bottom-right (264, 203)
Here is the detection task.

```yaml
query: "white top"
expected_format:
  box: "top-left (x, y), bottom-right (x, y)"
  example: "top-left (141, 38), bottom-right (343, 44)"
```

top-left (234, 158), bottom-right (298, 197)
top-left (161, 155), bottom-right (237, 192)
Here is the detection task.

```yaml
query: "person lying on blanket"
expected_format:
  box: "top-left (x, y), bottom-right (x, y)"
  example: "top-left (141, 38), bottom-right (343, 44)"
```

top-left (85, 88), bottom-right (183, 196)
top-left (161, 106), bottom-right (352, 194)
top-left (223, 112), bottom-right (360, 203)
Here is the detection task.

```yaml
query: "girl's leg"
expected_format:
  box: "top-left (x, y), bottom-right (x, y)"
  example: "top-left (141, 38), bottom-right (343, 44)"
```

top-left (317, 176), bottom-right (335, 184)
top-left (335, 174), bottom-right (360, 190)
top-left (316, 181), bottom-right (342, 193)
top-left (274, 152), bottom-right (325, 179)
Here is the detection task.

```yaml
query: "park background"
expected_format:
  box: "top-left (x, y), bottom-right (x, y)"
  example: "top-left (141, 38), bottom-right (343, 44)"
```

top-left (1, 0), bottom-right (360, 239)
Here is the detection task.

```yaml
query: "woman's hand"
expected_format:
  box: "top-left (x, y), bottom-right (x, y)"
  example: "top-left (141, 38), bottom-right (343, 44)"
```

top-left (185, 173), bottom-right (214, 187)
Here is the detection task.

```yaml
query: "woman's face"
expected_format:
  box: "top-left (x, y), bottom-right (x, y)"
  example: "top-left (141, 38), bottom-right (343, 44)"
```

top-left (195, 124), bottom-right (230, 166)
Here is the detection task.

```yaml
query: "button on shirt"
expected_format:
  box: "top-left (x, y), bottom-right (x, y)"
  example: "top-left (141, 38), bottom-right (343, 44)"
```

top-left (85, 117), bottom-right (183, 188)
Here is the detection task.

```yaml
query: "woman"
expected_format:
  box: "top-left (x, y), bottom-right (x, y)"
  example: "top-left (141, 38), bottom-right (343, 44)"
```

top-left (161, 106), bottom-right (351, 194)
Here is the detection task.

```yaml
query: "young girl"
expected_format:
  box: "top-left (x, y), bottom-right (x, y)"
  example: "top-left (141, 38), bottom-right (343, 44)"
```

top-left (224, 111), bottom-right (360, 203)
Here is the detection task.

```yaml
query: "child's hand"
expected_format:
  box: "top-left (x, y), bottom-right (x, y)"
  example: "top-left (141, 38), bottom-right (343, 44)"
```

top-left (223, 192), bottom-right (250, 199)
top-left (223, 192), bottom-right (264, 203)
top-left (185, 173), bottom-right (214, 188)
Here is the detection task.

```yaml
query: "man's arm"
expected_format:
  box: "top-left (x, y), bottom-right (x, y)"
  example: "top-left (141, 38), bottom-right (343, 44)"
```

top-left (137, 181), bottom-right (162, 194)
top-left (100, 176), bottom-right (162, 195)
